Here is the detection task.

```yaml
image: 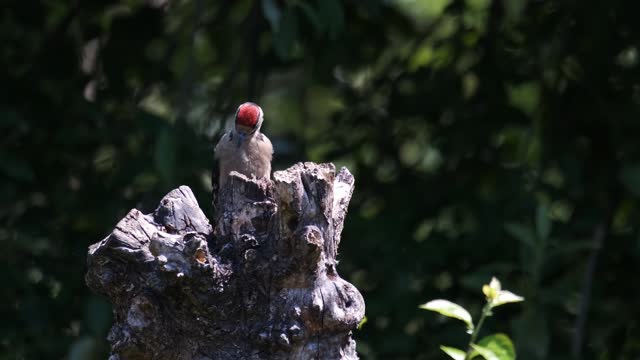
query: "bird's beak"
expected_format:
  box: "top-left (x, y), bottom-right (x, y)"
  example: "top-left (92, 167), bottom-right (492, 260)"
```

top-left (236, 132), bottom-right (246, 148)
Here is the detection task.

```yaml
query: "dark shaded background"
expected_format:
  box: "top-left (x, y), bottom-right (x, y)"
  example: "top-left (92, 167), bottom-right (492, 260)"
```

top-left (3, 0), bottom-right (640, 359)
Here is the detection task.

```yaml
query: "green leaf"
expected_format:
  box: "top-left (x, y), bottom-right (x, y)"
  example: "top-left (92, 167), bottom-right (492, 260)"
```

top-left (420, 299), bottom-right (474, 330)
top-left (504, 223), bottom-right (536, 249)
top-left (507, 82), bottom-right (540, 117)
top-left (357, 315), bottom-right (367, 330)
top-left (620, 164), bottom-right (640, 197)
top-left (472, 334), bottom-right (516, 360)
top-left (471, 344), bottom-right (497, 360)
top-left (492, 290), bottom-right (524, 308)
top-left (394, 0), bottom-right (451, 24)
top-left (466, 0), bottom-right (491, 11)
top-left (440, 345), bottom-right (466, 360)
top-left (261, 0), bottom-right (281, 31)
top-left (536, 205), bottom-right (551, 240)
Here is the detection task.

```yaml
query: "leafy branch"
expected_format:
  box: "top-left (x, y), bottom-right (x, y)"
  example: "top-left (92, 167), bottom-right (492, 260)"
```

top-left (420, 277), bottom-right (524, 360)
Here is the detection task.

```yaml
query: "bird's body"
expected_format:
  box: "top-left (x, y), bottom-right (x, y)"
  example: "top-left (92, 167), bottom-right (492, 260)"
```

top-left (212, 102), bottom-right (273, 214)
top-left (214, 129), bottom-right (273, 187)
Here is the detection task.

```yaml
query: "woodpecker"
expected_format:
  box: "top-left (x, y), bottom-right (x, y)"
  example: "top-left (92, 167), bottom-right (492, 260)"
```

top-left (212, 102), bottom-right (273, 212)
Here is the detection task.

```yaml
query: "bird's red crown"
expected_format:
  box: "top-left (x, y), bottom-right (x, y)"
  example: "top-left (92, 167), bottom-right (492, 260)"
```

top-left (235, 103), bottom-right (261, 128)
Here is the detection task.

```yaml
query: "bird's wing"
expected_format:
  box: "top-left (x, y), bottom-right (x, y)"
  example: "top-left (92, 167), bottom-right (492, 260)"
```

top-left (258, 133), bottom-right (274, 159)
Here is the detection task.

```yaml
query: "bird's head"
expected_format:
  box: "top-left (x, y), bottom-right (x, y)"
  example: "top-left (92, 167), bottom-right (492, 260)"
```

top-left (234, 102), bottom-right (263, 137)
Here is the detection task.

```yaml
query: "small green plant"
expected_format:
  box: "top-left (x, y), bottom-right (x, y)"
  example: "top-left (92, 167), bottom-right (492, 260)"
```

top-left (420, 277), bottom-right (524, 360)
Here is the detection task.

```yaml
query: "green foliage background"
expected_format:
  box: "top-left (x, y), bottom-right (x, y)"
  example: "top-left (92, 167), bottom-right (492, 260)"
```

top-left (3, 0), bottom-right (640, 358)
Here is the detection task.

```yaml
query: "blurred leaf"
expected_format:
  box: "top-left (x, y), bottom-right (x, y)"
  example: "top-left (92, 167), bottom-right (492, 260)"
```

top-left (562, 57), bottom-right (583, 81)
top-left (547, 240), bottom-right (595, 258)
top-left (504, 223), bottom-right (536, 248)
top-left (492, 290), bottom-right (524, 308)
top-left (617, 46), bottom-right (638, 68)
top-left (420, 299), bottom-right (474, 331)
top-left (620, 164), bottom-right (640, 197)
top-left (535, 204), bottom-right (551, 240)
top-left (357, 315), bottom-right (367, 330)
top-left (261, 0), bottom-right (281, 31)
top-left (94, 145), bottom-right (116, 173)
top-left (549, 200), bottom-right (573, 222)
top-left (503, 0), bottom-right (526, 22)
top-left (463, 72), bottom-right (479, 98)
top-left (409, 45), bottom-right (434, 72)
top-left (466, 0), bottom-right (491, 11)
top-left (67, 336), bottom-right (97, 360)
top-left (395, 0), bottom-right (451, 25)
top-left (154, 126), bottom-right (177, 183)
top-left (441, 345), bottom-right (466, 360)
top-left (507, 82), bottom-right (540, 117)
top-left (471, 334), bottom-right (516, 360)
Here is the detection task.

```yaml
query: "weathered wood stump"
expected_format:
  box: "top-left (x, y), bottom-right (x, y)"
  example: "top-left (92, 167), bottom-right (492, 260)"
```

top-left (85, 162), bottom-right (365, 359)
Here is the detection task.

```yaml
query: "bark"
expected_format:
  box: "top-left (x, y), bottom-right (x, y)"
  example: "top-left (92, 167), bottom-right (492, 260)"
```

top-left (85, 162), bottom-right (365, 360)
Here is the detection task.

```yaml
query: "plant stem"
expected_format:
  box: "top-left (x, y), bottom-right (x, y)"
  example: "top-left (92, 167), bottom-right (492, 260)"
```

top-left (464, 303), bottom-right (492, 360)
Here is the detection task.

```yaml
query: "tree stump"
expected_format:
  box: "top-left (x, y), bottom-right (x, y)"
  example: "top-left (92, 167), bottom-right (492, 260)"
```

top-left (85, 162), bottom-right (365, 360)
